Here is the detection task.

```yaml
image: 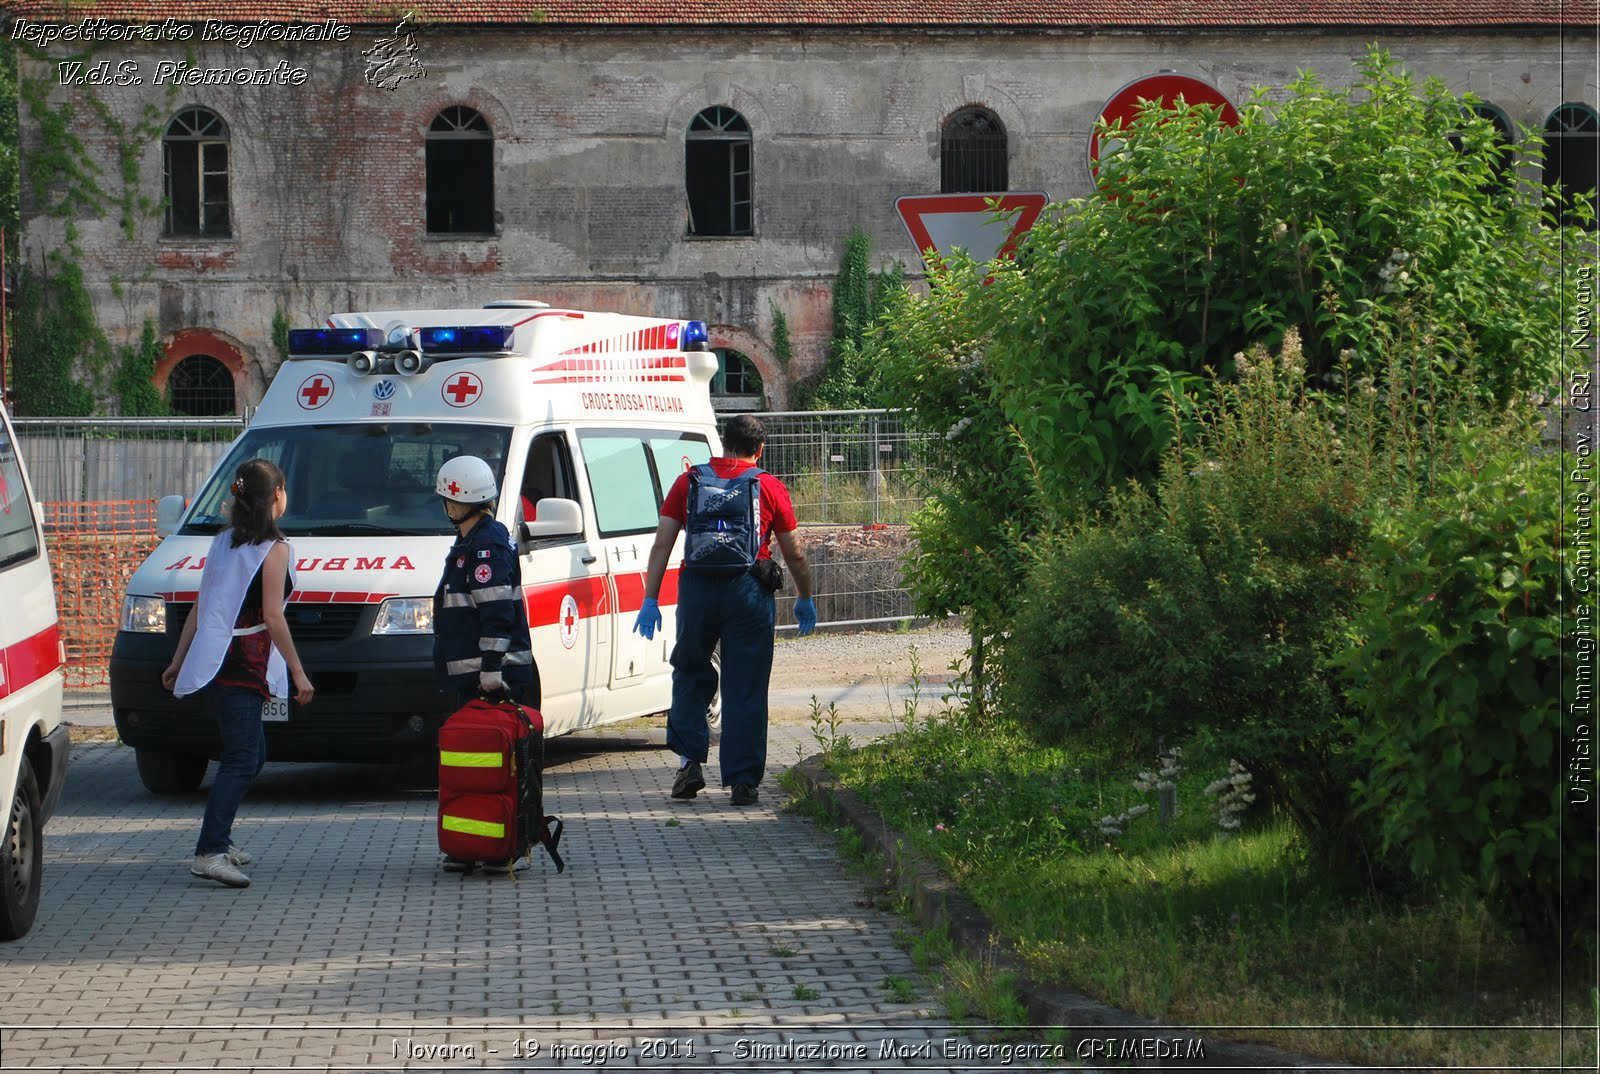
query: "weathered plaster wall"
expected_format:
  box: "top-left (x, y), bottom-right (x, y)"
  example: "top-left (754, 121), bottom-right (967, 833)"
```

top-left (17, 27), bottom-right (1596, 410)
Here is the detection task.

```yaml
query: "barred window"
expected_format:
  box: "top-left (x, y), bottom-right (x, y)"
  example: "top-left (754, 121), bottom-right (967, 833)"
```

top-left (941, 107), bottom-right (1008, 194)
top-left (167, 354), bottom-right (235, 416)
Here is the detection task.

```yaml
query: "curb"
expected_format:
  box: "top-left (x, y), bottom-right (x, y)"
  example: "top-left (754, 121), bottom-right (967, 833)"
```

top-left (790, 756), bottom-right (1400, 1073)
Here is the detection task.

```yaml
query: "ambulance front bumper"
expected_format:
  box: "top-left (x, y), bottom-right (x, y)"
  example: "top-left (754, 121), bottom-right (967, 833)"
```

top-left (110, 630), bottom-right (455, 762)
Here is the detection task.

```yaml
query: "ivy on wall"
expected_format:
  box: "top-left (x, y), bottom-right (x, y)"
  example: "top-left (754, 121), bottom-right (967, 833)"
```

top-left (7, 41), bottom-right (179, 415)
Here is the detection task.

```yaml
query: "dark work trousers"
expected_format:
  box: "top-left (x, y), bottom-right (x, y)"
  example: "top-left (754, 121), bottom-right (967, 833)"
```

top-left (666, 569), bottom-right (776, 788)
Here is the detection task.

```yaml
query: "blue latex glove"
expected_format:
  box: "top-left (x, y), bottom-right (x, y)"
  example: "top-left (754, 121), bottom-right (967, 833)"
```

top-left (794, 597), bottom-right (817, 637)
top-left (634, 597), bottom-right (662, 640)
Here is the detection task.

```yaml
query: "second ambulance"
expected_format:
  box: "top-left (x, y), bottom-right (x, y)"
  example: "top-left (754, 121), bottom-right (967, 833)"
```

top-left (111, 301), bottom-right (721, 794)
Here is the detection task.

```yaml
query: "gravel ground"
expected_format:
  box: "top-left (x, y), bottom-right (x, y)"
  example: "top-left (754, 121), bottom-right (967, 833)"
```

top-left (767, 620), bottom-right (970, 723)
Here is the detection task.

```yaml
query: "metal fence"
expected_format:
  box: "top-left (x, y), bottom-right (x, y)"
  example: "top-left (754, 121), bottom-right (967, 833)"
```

top-left (16, 412), bottom-right (941, 686)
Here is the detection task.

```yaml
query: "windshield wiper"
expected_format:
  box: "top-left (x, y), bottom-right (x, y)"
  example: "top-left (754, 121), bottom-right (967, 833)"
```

top-left (297, 522), bottom-right (437, 537)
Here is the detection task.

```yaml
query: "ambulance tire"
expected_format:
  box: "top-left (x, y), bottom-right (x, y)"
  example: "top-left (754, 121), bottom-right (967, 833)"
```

top-left (0, 760), bottom-right (43, 941)
top-left (135, 748), bottom-right (209, 796)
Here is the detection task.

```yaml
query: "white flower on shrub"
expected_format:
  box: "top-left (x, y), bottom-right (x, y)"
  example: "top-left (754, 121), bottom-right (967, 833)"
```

top-left (945, 416), bottom-right (974, 441)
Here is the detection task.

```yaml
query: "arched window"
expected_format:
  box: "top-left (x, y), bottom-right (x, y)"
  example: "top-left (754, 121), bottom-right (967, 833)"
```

top-left (163, 108), bottom-right (230, 237)
top-left (1544, 103), bottom-right (1599, 230)
top-left (686, 107), bottom-right (752, 237)
top-left (167, 354), bottom-right (235, 416)
top-left (711, 348), bottom-right (763, 400)
top-left (941, 107), bottom-right (1008, 193)
top-left (427, 106), bottom-right (494, 234)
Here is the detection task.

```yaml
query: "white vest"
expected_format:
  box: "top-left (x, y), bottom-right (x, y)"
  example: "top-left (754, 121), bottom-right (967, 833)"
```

top-left (174, 530), bottom-right (293, 699)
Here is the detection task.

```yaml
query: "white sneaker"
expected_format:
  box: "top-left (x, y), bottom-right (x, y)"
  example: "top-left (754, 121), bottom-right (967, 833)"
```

top-left (191, 853), bottom-right (250, 888)
top-left (225, 844), bottom-right (252, 867)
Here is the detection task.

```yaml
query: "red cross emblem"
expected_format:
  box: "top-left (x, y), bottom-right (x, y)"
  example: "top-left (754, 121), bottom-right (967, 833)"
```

top-left (559, 594), bottom-right (580, 649)
top-left (298, 374), bottom-right (334, 409)
top-left (442, 372), bottom-right (482, 407)
top-left (447, 481), bottom-right (461, 495)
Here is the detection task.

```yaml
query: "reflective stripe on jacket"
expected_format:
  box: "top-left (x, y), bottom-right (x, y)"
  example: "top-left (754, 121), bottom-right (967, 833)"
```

top-left (432, 515), bottom-right (533, 694)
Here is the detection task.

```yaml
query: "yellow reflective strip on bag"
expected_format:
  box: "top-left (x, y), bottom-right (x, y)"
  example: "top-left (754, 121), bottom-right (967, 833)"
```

top-left (440, 750), bottom-right (504, 768)
top-left (441, 815), bottom-right (505, 839)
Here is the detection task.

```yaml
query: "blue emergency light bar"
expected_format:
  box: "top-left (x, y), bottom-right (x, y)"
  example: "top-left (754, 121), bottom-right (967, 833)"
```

top-left (287, 328), bottom-right (384, 355)
top-left (419, 326), bottom-right (515, 353)
top-left (682, 320), bottom-right (711, 351)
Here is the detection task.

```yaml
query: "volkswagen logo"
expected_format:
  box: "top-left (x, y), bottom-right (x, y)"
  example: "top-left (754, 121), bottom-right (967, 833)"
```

top-left (373, 379), bottom-right (397, 400)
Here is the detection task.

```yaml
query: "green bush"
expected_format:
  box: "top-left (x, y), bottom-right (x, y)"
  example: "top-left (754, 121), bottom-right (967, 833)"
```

top-left (1000, 330), bottom-right (1474, 873)
top-left (1337, 430), bottom-right (1593, 952)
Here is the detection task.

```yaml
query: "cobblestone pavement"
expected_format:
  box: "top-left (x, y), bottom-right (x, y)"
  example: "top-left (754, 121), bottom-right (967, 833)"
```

top-left (0, 718), bottom-right (1075, 1072)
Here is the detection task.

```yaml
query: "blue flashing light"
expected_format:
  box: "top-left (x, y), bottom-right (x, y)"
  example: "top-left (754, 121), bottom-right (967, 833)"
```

top-left (419, 325), bottom-right (515, 353)
top-left (682, 320), bottom-right (711, 350)
top-left (288, 328), bottom-right (383, 355)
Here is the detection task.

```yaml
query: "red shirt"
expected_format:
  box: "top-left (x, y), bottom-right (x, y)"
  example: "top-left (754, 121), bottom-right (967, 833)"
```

top-left (217, 569), bottom-right (272, 699)
top-left (660, 458), bottom-right (797, 561)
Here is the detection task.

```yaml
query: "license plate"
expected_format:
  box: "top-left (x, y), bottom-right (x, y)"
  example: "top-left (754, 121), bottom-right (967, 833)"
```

top-left (261, 697), bottom-right (290, 722)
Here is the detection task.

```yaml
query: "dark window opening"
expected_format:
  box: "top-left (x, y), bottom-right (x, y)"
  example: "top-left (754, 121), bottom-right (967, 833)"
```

top-left (427, 107), bottom-right (495, 234)
top-left (1544, 103), bottom-right (1599, 231)
top-left (168, 354), bottom-right (235, 416)
top-left (941, 107), bottom-right (1008, 193)
top-left (711, 349), bottom-right (763, 396)
top-left (163, 108), bottom-right (231, 238)
top-left (686, 106), bottom-right (752, 236)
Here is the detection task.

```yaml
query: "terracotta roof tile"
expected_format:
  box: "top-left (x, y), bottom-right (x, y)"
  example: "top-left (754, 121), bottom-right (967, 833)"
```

top-left (2, 1), bottom-right (1586, 29)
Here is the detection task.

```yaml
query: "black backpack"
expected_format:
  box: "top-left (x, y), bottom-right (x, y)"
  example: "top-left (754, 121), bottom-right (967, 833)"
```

top-left (682, 464), bottom-right (764, 576)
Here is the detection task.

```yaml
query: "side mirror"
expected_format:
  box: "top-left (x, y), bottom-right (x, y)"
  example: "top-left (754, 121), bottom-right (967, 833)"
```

top-left (155, 494), bottom-right (188, 537)
top-left (519, 498), bottom-right (583, 547)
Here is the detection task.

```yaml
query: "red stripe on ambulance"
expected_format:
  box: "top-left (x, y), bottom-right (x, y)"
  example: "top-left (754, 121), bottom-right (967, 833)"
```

top-left (0, 623), bottom-right (62, 701)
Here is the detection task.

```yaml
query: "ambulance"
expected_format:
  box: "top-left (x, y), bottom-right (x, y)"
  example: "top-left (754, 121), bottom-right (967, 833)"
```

top-left (111, 301), bottom-right (722, 794)
top-left (0, 396), bottom-right (70, 939)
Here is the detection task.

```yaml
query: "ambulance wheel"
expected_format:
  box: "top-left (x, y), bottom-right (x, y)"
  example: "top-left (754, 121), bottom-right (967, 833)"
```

top-left (707, 647), bottom-right (722, 742)
top-left (135, 749), bottom-right (208, 795)
top-left (0, 760), bottom-right (43, 940)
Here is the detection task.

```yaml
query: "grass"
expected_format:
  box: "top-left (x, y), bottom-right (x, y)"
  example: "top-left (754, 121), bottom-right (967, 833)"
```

top-left (820, 715), bottom-right (1596, 1068)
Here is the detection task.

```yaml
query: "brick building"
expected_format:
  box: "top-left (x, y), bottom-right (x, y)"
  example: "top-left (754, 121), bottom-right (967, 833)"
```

top-left (8, 1), bottom-right (1596, 413)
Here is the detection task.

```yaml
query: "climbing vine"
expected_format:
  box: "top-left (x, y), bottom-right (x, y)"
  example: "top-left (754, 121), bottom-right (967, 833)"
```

top-left (9, 41), bottom-right (179, 414)
top-left (802, 228), bottom-right (905, 410)
top-left (768, 300), bottom-right (792, 368)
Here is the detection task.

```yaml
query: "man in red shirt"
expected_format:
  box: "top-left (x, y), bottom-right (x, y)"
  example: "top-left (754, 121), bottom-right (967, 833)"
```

top-left (634, 414), bottom-right (816, 806)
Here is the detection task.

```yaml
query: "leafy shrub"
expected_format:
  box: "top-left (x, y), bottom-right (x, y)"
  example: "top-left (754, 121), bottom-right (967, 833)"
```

top-left (999, 330), bottom-right (1479, 873)
top-left (1337, 430), bottom-right (1593, 952)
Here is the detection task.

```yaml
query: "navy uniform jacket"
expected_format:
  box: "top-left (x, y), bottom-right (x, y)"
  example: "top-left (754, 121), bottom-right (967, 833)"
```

top-left (432, 515), bottom-right (534, 697)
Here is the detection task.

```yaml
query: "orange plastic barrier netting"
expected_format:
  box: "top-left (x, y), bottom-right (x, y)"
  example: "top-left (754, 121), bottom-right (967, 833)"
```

top-left (41, 500), bottom-right (163, 689)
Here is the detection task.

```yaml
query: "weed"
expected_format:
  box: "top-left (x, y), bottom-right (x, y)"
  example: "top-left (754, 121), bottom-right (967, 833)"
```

top-left (664, 818), bottom-right (681, 827)
top-left (550, 1000), bottom-right (562, 1015)
top-left (881, 974), bottom-right (919, 1002)
top-left (809, 694), bottom-right (853, 759)
top-left (739, 991), bottom-right (758, 1002)
top-left (770, 944), bottom-right (797, 958)
top-left (791, 983), bottom-right (820, 1001)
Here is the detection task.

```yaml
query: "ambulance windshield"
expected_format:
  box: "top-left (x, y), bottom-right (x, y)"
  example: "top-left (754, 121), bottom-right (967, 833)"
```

top-left (179, 422), bottom-right (512, 537)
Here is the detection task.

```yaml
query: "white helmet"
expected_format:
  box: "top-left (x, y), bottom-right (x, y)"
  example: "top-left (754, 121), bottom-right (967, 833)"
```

top-left (436, 455), bottom-right (498, 505)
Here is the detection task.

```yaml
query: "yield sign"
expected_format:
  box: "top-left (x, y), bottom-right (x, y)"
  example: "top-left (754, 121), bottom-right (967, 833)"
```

top-left (1089, 73), bottom-right (1240, 177)
top-left (895, 192), bottom-right (1049, 265)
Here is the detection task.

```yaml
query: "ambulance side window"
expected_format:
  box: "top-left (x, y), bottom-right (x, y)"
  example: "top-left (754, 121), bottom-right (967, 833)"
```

top-left (518, 433), bottom-right (576, 525)
top-left (577, 433), bottom-right (660, 537)
top-left (0, 420), bottom-right (41, 572)
top-left (646, 434), bottom-right (712, 504)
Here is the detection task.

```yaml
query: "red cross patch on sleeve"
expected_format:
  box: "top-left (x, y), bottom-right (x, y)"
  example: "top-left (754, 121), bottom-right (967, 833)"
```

top-left (473, 563), bottom-right (493, 584)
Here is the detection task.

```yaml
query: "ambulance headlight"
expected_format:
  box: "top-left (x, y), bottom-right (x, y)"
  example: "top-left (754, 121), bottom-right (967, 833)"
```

top-left (349, 351), bottom-right (381, 376)
top-left (120, 595), bottom-right (167, 634)
top-left (372, 597), bottom-right (434, 635)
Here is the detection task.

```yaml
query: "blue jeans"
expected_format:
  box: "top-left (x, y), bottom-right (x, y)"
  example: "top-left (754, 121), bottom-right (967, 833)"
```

top-left (666, 570), bottom-right (775, 788)
top-left (194, 684), bottom-right (267, 857)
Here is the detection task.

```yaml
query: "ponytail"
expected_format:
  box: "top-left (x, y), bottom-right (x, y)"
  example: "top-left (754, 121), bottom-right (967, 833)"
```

top-left (228, 458), bottom-right (286, 547)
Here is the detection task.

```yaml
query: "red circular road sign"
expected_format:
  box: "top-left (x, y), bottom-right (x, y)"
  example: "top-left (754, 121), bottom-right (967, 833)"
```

top-left (1088, 73), bottom-right (1240, 177)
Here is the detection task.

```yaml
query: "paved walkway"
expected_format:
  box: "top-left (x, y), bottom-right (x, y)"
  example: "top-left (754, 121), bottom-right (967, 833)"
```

top-left (1, 717), bottom-right (1067, 1071)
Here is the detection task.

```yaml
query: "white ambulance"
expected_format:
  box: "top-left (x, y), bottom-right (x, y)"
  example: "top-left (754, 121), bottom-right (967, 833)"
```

top-left (0, 396), bottom-right (70, 939)
top-left (111, 301), bottom-right (722, 794)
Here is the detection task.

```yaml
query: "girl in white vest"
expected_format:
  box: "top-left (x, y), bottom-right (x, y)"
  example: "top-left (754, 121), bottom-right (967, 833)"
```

top-left (160, 459), bottom-right (314, 888)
